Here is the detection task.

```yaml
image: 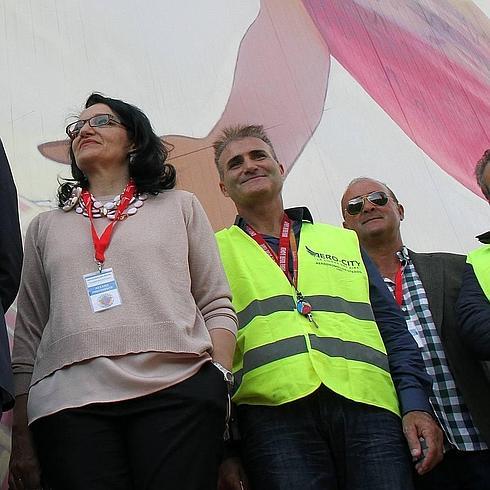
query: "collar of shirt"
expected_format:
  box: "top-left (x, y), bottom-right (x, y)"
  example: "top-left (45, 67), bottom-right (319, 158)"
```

top-left (476, 230), bottom-right (490, 244)
top-left (234, 206), bottom-right (314, 230)
top-left (395, 245), bottom-right (411, 266)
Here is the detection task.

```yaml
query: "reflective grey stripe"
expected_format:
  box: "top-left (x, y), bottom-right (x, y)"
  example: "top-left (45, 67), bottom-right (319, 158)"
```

top-left (309, 334), bottom-right (389, 373)
top-left (237, 294), bottom-right (374, 329)
top-left (237, 295), bottom-right (294, 329)
top-left (233, 335), bottom-right (307, 392)
top-left (244, 335), bottom-right (307, 372)
top-left (233, 334), bottom-right (389, 393)
top-left (308, 295), bottom-right (374, 322)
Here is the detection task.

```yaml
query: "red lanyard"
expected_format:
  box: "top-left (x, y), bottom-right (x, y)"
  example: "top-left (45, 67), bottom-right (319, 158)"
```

top-left (81, 180), bottom-right (136, 271)
top-left (394, 262), bottom-right (404, 306)
top-left (245, 214), bottom-right (298, 288)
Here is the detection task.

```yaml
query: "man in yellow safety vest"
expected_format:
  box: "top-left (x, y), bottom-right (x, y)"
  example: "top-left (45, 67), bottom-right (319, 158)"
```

top-left (213, 124), bottom-right (441, 490)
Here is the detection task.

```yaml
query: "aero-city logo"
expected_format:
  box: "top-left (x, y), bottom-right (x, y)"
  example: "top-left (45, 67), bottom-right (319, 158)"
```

top-left (305, 246), bottom-right (362, 273)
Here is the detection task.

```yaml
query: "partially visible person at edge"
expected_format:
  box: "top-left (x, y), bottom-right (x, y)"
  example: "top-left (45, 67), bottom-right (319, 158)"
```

top-left (457, 149), bottom-right (490, 363)
top-left (9, 93), bottom-right (237, 490)
top-left (213, 124), bottom-right (440, 490)
top-left (0, 139), bottom-right (23, 418)
top-left (342, 177), bottom-right (490, 490)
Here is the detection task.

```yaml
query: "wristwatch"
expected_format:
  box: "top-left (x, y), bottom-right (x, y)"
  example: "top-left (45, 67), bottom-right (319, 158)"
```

top-left (212, 361), bottom-right (234, 389)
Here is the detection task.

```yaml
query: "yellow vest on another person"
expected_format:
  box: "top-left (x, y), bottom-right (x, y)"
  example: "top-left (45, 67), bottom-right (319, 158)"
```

top-left (467, 245), bottom-right (490, 300)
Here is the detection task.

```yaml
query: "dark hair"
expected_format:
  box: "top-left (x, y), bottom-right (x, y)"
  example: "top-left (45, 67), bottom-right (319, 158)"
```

top-left (475, 149), bottom-right (490, 200)
top-left (57, 93), bottom-right (175, 207)
top-left (212, 124), bottom-right (278, 177)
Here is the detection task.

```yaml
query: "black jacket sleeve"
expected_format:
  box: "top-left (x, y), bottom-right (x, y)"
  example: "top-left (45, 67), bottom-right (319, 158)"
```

top-left (362, 249), bottom-right (432, 414)
top-left (0, 139), bottom-right (23, 312)
top-left (0, 138), bottom-right (22, 410)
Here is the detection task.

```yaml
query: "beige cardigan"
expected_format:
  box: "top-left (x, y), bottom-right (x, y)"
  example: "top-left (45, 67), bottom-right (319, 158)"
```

top-left (13, 190), bottom-right (237, 395)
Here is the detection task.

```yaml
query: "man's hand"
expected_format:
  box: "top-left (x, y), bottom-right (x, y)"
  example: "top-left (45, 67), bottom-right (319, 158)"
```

top-left (402, 410), bottom-right (443, 475)
top-left (218, 457), bottom-right (250, 490)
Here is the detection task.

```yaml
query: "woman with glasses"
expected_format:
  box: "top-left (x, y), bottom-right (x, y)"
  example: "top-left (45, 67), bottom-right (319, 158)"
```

top-left (9, 93), bottom-right (237, 490)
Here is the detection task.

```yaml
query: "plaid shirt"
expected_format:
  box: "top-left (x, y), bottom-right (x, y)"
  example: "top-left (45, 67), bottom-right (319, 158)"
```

top-left (384, 247), bottom-right (487, 451)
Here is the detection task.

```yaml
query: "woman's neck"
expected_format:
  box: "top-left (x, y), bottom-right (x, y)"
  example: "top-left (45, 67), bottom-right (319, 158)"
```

top-left (87, 169), bottom-right (130, 197)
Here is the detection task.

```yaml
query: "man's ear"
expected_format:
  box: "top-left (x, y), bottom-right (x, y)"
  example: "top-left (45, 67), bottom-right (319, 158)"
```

top-left (398, 203), bottom-right (405, 221)
top-left (219, 181), bottom-right (229, 197)
top-left (279, 163), bottom-right (285, 176)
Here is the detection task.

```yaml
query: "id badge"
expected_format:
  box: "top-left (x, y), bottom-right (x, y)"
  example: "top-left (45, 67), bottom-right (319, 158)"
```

top-left (83, 268), bottom-right (122, 313)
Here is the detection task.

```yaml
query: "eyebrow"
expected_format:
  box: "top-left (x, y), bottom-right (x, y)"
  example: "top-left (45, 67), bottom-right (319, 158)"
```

top-left (226, 155), bottom-right (244, 168)
top-left (348, 190), bottom-right (381, 201)
top-left (225, 148), bottom-right (269, 168)
top-left (78, 113), bottom-right (116, 120)
top-left (347, 195), bottom-right (364, 203)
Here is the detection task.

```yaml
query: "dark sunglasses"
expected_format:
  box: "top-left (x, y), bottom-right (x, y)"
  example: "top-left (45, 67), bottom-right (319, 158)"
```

top-left (345, 191), bottom-right (389, 215)
top-left (66, 114), bottom-right (125, 139)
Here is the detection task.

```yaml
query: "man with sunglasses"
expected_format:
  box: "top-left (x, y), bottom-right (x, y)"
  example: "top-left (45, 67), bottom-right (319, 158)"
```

top-left (342, 177), bottom-right (490, 490)
top-left (213, 125), bottom-right (438, 490)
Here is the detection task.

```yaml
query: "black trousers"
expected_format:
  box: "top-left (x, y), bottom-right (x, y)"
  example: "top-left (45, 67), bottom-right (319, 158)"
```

top-left (31, 362), bottom-right (227, 490)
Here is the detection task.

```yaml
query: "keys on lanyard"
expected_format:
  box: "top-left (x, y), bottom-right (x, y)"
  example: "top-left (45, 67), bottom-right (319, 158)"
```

top-left (296, 292), bottom-right (318, 328)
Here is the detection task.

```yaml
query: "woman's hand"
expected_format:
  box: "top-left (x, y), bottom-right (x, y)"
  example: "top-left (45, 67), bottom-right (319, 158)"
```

top-left (209, 329), bottom-right (236, 371)
top-left (8, 394), bottom-right (43, 490)
top-left (218, 457), bottom-right (250, 490)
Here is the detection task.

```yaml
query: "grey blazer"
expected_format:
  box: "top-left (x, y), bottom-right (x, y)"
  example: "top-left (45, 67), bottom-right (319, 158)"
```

top-left (410, 250), bottom-right (490, 445)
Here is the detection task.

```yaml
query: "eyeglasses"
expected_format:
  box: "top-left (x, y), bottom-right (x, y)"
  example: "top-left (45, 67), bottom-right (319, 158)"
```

top-left (345, 191), bottom-right (389, 215)
top-left (65, 114), bottom-right (125, 139)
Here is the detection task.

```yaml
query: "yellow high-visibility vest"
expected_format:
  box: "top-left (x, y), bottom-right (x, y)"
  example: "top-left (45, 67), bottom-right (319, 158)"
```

top-left (467, 245), bottom-right (490, 299)
top-left (216, 222), bottom-right (400, 416)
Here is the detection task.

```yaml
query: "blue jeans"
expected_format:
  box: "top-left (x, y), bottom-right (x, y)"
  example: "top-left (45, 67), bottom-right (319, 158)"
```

top-left (237, 385), bottom-right (413, 490)
top-left (414, 448), bottom-right (490, 490)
